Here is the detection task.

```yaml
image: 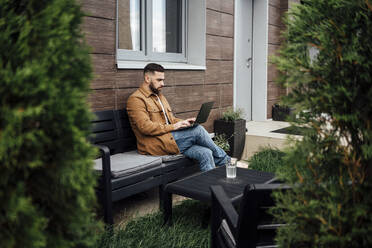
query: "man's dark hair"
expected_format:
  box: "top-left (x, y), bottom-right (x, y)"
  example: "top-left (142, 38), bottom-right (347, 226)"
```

top-left (144, 63), bottom-right (164, 75)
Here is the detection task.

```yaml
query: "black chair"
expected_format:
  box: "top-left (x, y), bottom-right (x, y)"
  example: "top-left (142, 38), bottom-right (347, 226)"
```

top-left (210, 183), bottom-right (289, 248)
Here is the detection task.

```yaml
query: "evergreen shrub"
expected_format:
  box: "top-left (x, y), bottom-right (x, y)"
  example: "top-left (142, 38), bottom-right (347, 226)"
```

top-left (0, 0), bottom-right (100, 247)
top-left (272, 0), bottom-right (372, 247)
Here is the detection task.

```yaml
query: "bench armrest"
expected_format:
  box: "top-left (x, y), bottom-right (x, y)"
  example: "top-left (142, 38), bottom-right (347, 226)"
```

top-left (253, 183), bottom-right (291, 190)
top-left (93, 144), bottom-right (113, 225)
top-left (94, 144), bottom-right (112, 178)
top-left (210, 185), bottom-right (239, 234)
top-left (95, 144), bottom-right (110, 156)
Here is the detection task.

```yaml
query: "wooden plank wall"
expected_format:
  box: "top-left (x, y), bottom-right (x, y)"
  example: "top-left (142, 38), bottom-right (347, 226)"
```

top-left (81, 0), bottom-right (234, 132)
top-left (267, 0), bottom-right (288, 119)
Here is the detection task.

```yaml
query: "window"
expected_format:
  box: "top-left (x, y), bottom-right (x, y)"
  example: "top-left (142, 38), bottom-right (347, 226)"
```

top-left (117, 0), bottom-right (186, 63)
top-left (116, 0), bottom-right (206, 69)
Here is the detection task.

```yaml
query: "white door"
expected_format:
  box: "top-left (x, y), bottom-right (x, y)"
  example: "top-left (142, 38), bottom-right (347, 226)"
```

top-left (234, 0), bottom-right (253, 120)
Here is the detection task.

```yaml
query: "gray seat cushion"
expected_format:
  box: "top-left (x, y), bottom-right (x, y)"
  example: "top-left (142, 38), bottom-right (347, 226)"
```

top-left (94, 150), bottom-right (162, 178)
top-left (159, 154), bottom-right (185, 162)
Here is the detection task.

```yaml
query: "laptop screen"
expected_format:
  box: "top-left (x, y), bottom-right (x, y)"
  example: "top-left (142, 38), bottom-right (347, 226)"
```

top-left (195, 101), bottom-right (214, 124)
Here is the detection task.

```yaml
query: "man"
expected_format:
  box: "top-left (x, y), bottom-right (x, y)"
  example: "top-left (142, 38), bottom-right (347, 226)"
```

top-left (126, 63), bottom-right (230, 171)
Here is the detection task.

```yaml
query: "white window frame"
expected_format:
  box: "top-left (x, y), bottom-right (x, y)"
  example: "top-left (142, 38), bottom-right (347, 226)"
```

top-left (116, 0), bottom-right (187, 63)
top-left (116, 0), bottom-right (206, 70)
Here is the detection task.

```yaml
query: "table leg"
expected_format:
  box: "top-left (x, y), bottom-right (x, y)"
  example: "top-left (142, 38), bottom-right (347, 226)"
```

top-left (202, 205), bottom-right (211, 228)
top-left (163, 192), bottom-right (173, 226)
top-left (158, 185), bottom-right (164, 211)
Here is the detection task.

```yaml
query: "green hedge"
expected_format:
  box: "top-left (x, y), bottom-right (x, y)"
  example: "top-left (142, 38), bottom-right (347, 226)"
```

top-left (0, 0), bottom-right (100, 247)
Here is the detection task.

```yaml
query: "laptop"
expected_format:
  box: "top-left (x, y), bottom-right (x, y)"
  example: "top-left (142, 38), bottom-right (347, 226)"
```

top-left (177, 101), bottom-right (214, 130)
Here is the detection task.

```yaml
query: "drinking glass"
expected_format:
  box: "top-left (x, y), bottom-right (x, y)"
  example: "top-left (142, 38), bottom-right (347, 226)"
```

top-left (226, 159), bottom-right (237, 179)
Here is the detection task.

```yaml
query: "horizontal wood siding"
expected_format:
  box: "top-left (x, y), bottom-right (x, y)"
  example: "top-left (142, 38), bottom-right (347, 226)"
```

top-left (82, 0), bottom-right (234, 132)
top-left (267, 0), bottom-right (288, 119)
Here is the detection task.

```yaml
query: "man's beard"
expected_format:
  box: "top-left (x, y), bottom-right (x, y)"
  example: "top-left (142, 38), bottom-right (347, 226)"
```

top-left (150, 82), bottom-right (161, 95)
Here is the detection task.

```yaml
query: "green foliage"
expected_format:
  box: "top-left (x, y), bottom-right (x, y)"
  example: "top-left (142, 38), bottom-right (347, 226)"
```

top-left (213, 134), bottom-right (230, 152)
top-left (248, 147), bottom-right (285, 174)
top-left (0, 0), bottom-right (100, 247)
top-left (221, 107), bottom-right (244, 121)
top-left (94, 200), bottom-right (210, 248)
top-left (272, 0), bottom-right (372, 247)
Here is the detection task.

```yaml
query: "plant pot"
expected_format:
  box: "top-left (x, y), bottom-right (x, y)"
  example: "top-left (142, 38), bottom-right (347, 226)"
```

top-left (272, 104), bottom-right (294, 121)
top-left (214, 119), bottom-right (246, 160)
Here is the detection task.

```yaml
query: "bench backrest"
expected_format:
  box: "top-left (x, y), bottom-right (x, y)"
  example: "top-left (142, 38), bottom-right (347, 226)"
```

top-left (89, 109), bottom-right (136, 155)
top-left (236, 184), bottom-right (288, 248)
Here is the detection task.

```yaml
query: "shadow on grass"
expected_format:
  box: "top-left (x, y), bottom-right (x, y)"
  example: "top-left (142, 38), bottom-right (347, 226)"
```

top-left (95, 200), bottom-right (210, 248)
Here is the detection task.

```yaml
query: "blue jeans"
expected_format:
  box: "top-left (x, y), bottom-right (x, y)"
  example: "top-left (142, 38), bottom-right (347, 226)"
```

top-left (172, 125), bottom-right (230, 171)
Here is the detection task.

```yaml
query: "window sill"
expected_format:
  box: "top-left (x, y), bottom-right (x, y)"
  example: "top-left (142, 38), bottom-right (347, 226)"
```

top-left (116, 60), bottom-right (206, 70)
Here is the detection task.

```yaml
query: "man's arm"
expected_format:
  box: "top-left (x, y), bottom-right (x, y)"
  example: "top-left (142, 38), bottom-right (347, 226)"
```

top-left (127, 96), bottom-right (175, 136)
top-left (164, 101), bottom-right (195, 125)
top-left (165, 105), bottom-right (196, 128)
top-left (127, 96), bottom-right (192, 135)
top-left (173, 117), bottom-right (183, 123)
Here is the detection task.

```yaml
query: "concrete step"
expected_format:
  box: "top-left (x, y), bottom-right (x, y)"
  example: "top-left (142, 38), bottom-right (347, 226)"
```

top-left (241, 120), bottom-right (302, 160)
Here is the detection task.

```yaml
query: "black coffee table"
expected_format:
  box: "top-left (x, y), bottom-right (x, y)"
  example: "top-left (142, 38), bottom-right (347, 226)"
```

top-left (162, 165), bottom-right (275, 225)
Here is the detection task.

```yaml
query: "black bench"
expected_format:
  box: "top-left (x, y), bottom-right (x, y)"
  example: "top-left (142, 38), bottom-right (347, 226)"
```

top-left (89, 109), bottom-right (199, 225)
top-left (210, 183), bottom-right (290, 248)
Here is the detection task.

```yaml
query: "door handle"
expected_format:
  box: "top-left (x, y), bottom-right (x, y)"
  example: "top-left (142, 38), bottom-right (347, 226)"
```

top-left (246, 58), bottom-right (252, 68)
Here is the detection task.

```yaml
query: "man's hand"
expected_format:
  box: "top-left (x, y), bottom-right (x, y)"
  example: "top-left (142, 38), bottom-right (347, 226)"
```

top-left (173, 118), bottom-right (196, 130)
top-left (186, 117), bottom-right (196, 124)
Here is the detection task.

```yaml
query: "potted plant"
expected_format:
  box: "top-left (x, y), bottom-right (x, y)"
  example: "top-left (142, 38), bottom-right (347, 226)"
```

top-left (214, 108), bottom-right (246, 159)
top-left (272, 103), bottom-right (294, 121)
top-left (213, 133), bottom-right (230, 153)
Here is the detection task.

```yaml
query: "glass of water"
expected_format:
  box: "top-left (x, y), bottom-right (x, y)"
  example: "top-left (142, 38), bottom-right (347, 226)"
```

top-left (226, 158), bottom-right (237, 179)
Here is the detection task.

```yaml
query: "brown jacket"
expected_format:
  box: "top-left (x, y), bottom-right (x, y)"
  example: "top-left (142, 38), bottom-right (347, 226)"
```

top-left (126, 83), bottom-right (183, 155)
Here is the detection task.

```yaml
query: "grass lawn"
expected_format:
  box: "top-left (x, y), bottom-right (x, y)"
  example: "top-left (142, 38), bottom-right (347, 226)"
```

top-left (94, 149), bottom-right (286, 247)
top-left (95, 200), bottom-right (210, 248)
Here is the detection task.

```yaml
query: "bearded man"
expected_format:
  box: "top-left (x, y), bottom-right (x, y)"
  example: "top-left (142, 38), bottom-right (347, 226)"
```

top-left (126, 63), bottom-right (229, 171)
